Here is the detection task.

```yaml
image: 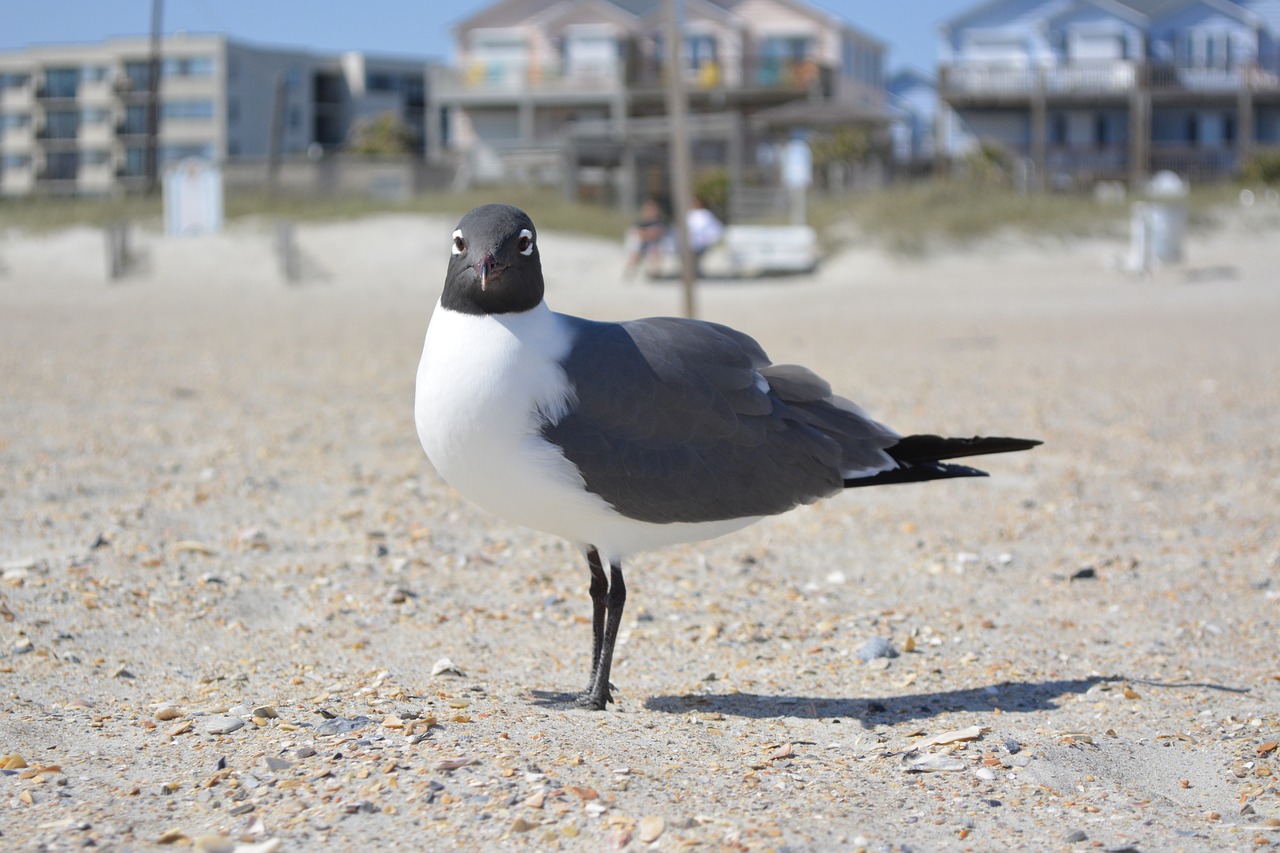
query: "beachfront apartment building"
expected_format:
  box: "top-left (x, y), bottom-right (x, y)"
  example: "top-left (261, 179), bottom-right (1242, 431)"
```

top-left (937, 0), bottom-right (1280, 186)
top-left (427, 0), bottom-right (889, 206)
top-left (0, 35), bottom-right (427, 196)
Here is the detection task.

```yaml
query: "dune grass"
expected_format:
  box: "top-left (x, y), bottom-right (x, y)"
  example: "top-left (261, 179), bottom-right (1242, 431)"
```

top-left (809, 179), bottom-right (1242, 256)
top-left (1, 179), bottom-right (1243, 254)
top-left (0, 186), bottom-right (633, 241)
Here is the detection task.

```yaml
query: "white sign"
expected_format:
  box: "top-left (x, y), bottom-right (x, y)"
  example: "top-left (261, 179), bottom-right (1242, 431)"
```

top-left (782, 139), bottom-right (812, 189)
top-left (163, 159), bottom-right (224, 236)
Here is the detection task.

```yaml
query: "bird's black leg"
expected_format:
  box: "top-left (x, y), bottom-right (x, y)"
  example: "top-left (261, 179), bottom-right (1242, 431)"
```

top-left (581, 548), bottom-right (608, 696)
top-left (577, 560), bottom-right (626, 710)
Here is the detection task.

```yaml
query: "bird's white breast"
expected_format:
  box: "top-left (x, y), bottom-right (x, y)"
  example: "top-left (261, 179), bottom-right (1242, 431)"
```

top-left (416, 302), bottom-right (606, 535)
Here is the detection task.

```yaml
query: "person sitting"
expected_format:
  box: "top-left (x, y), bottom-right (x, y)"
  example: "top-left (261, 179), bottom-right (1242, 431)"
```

top-left (623, 198), bottom-right (668, 279)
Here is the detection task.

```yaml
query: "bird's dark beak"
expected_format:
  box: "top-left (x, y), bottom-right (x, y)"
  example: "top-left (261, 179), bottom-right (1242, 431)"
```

top-left (480, 253), bottom-right (496, 291)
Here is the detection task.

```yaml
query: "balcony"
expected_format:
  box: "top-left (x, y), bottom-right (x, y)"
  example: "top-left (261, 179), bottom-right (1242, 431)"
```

top-left (1150, 143), bottom-right (1240, 181)
top-left (79, 122), bottom-right (115, 146)
top-left (433, 54), bottom-right (835, 102)
top-left (0, 124), bottom-right (35, 149)
top-left (0, 84), bottom-right (35, 109)
top-left (942, 60), bottom-right (1280, 104)
top-left (77, 79), bottom-right (115, 106)
top-left (35, 128), bottom-right (80, 144)
top-left (629, 55), bottom-right (832, 96)
top-left (433, 59), bottom-right (625, 101)
top-left (941, 62), bottom-right (1138, 102)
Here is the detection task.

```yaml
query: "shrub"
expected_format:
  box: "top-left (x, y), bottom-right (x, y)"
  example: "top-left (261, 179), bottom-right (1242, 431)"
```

top-left (1240, 149), bottom-right (1280, 186)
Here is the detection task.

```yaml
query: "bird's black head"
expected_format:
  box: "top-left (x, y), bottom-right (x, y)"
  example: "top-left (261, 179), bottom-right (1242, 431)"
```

top-left (440, 204), bottom-right (544, 316)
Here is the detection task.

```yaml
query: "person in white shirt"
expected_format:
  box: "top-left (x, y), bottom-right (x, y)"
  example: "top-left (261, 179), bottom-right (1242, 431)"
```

top-left (686, 196), bottom-right (723, 276)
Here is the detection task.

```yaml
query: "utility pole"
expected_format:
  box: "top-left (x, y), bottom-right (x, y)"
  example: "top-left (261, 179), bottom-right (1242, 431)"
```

top-left (662, 0), bottom-right (696, 319)
top-left (267, 72), bottom-right (287, 196)
top-left (144, 0), bottom-right (163, 195)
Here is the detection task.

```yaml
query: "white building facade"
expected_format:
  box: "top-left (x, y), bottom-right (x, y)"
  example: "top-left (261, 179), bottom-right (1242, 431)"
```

top-left (0, 34), bottom-right (427, 196)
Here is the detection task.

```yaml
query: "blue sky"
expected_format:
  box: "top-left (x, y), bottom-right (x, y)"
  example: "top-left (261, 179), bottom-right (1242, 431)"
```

top-left (1, 0), bottom-right (972, 74)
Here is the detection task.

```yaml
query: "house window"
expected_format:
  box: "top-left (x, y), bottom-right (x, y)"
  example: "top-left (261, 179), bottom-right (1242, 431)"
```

top-left (161, 143), bottom-right (214, 164)
top-left (1223, 113), bottom-right (1236, 144)
top-left (1069, 31), bottom-right (1125, 62)
top-left (44, 151), bottom-right (78, 180)
top-left (1051, 114), bottom-right (1068, 146)
top-left (471, 29), bottom-right (531, 80)
top-left (123, 61), bottom-right (153, 91)
top-left (163, 56), bottom-right (214, 77)
top-left (963, 32), bottom-right (1027, 63)
top-left (82, 65), bottom-right (110, 83)
top-left (82, 149), bottom-right (111, 166)
top-left (122, 105), bottom-right (148, 134)
top-left (161, 99), bottom-right (215, 120)
top-left (1, 153), bottom-right (32, 169)
top-left (123, 146), bottom-right (145, 176)
top-left (0, 73), bottom-right (31, 89)
top-left (0, 113), bottom-right (31, 130)
top-left (761, 36), bottom-right (811, 62)
top-left (563, 26), bottom-right (620, 75)
top-left (43, 67), bottom-right (80, 98)
top-left (842, 36), bottom-right (879, 84)
top-left (1182, 31), bottom-right (1230, 68)
top-left (686, 34), bottom-right (717, 70)
top-left (80, 107), bottom-right (111, 124)
top-left (1186, 113), bottom-right (1199, 146)
top-left (43, 109), bottom-right (79, 138)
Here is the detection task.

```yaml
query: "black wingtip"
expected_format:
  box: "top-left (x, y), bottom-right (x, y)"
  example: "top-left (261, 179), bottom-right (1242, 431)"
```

top-left (844, 461), bottom-right (990, 489)
top-left (888, 434), bottom-right (1042, 464)
top-left (842, 434), bottom-right (1039, 490)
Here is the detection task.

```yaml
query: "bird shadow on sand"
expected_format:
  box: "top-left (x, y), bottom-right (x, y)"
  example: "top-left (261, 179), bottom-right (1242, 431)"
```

top-left (528, 690), bottom-right (595, 710)
top-left (641, 676), bottom-right (1248, 724)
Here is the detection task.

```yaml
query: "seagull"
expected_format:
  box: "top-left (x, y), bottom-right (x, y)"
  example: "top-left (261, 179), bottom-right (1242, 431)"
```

top-left (415, 204), bottom-right (1040, 711)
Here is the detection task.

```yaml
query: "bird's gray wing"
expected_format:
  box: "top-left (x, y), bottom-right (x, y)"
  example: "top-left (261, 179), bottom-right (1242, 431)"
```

top-left (541, 316), bottom-right (899, 524)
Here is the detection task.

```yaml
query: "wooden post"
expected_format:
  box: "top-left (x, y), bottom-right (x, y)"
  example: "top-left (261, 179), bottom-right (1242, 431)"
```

top-left (144, 0), bottom-right (163, 195)
top-left (1238, 70), bottom-right (1254, 174)
top-left (726, 110), bottom-right (743, 221)
top-left (663, 0), bottom-right (696, 319)
top-left (1030, 66), bottom-right (1047, 191)
top-left (1129, 65), bottom-right (1150, 188)
top-left (267, 73), bottom-right (287, 196)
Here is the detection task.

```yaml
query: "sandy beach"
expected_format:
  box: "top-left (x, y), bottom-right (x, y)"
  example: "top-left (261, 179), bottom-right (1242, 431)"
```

top-left (1, 205), bottom-right (1278, 852)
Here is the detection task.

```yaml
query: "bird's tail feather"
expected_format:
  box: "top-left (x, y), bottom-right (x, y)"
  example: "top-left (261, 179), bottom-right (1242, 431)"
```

top-left (843, 434), bottom-right (1040, 489)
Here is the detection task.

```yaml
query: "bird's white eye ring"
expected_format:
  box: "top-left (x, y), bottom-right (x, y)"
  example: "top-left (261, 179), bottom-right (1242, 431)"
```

top-left (451, 229), bottom-right (466, 255)
top-left (517, 228), bottom-right (534, 256)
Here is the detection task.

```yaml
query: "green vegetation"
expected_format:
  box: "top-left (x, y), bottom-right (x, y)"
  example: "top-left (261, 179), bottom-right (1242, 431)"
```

top-left (693, 168), bottom-right (729, 220)
top-left (809, 126), bottom-right (883, 177)
top-left (0, 186), bottom-right (633, 241)
top-left (810, 180), bottom-right (1125, 255)
top-left (811, 179), bottom-right (1242, 256)
top-left (1240, 148), bottom-right (1280, 186)
top-left (345, 113), bottom-right (420, 157)
top-left (0, 194), bottom-right (162, 232)
top-left (0, 178), bottom-right (1247, 256)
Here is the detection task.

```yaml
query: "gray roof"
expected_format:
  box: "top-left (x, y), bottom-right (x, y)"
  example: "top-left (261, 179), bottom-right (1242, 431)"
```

top-left (457, 0), bottom-right (868, 35)
top-left (944, 0), bottom-right (1257, 30)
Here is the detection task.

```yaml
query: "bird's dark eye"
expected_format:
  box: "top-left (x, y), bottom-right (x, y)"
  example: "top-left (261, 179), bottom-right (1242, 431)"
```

top-left (451, 229), bottom-right (466, 256)
top-left (517, 228), bottom-right (534, 256)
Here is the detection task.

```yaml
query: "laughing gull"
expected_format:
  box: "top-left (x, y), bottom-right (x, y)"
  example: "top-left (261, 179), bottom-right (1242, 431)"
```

top-left (415, 204), bottom-right (1040, 710)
